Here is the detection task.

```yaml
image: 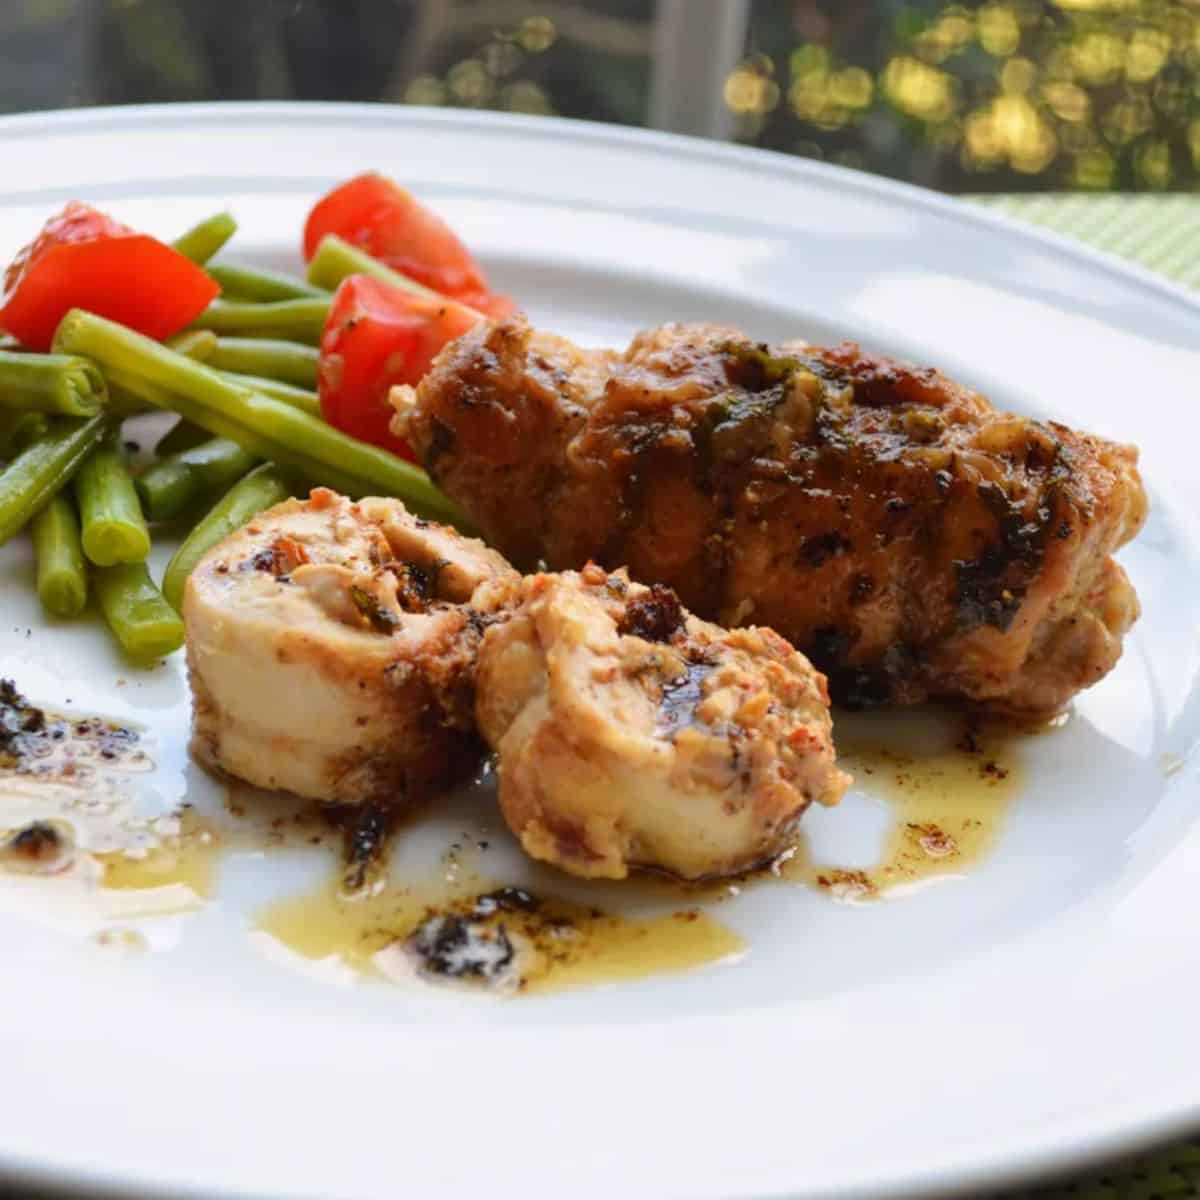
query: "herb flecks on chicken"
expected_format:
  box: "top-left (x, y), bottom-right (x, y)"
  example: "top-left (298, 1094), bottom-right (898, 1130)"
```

top-left (472, 565), bottom-right (849, 882)
top-left (393, 318), bottom-right (1146, 716)
top-left (184, 489), bottom-right (518, 806)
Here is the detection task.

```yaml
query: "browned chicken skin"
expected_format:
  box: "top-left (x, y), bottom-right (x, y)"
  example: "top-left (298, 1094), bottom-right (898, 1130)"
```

top-left (394, 318), bottom-right (1147, 716)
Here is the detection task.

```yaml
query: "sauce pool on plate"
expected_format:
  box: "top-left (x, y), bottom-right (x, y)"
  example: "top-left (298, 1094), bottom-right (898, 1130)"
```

top-left (782, 709), bottom-right (1027, 900)
top-left (1, 680), bottom-right (1039, 993)
top-left (253, 871), bottom-right (745, 994)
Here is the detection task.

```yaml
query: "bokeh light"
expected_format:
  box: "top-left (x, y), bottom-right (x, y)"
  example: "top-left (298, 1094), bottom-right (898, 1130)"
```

top-left (738, 0), bottom-right (1197, 192)
top-left (12, 2), bottom-right (1190, 196)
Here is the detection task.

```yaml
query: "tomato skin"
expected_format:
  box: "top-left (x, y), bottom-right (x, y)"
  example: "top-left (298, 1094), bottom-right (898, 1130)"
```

top-left (318, 275), bottom-right (480, 457)
top-left (304, 172), bottom-right (490, 299)
top-left (0, 202), bottom-right (219, 351)
top-left (458, 289), bottom-right (518, 321)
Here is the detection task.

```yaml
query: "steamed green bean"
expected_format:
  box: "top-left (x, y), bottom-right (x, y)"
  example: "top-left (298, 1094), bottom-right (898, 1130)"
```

top-left (0, 410), bottom-right (48, 460)
top-left (162, 463), bottom-right (293, 612)
top-left (0, 415), bottom-right (108, 546)
top-left (74, 435), bottom-right (151, 566)
top-left (216, 371), bottom-right (321, 417)
top-left (136, 437), bottom-right (259, 522)
top-left (166, 329), bottom-right (219, 361)
top-left (53, 310), bottom-right (466, 527)
top-left (94, 562), bottom-right (184, 659)
top-left (209, 262), bottom-right (327, 303)
top-left (31, 493), bottom-right (88, 618)
top-left (0, 351), bottom-right (107, 417)
top-left (188, 298), bottom-right (330, 345)
top-left (173, 212), bottom-right (237, 266)
top-left (205, 337), bottom-right (320, 388)
top-left (107, 331), bottom-right (220, 421)
top-left (155, 418), bottom-right (211, 457)
top-left (306, 234), bottom-right (447, 302)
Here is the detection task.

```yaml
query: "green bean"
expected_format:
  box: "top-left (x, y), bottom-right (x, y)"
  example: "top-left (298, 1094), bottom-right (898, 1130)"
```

top-left (0, 415), bottom-right (108, 546)
top-left (136, 438), bottom-right (259, 522)
top-left (188, 298), bottom-right (329, 345)
top-left (216, 371), bottom-right (321, 417)
top-left (0, 351), bottom-right (108, 417)
top-left (13, 413), bottom-right (48, 451)
top-left (166, 329), bottom-right (219, 361)
top-left (94, 562), bottom-right (184, 659)
top-left (306, 234), bottom-right (444, 301)
top-left (104, 383), bottom-right (148, 422)
top-left (54, 310), bottom-right (467, 527)
top-left (107, 333), bottom-right (219, 421)
top-left (155, 418), bottom-right (210, 457)
top-left (162, 464), bottom-right (293, 612)
top-left (0, 410), bottom-right (48, 459)
top-left (31, 493), bottom-right (88, 618)
top-left (172, 212), bottom-right (237, 266)
top-left (205, 337), bottom-right (320, 388)
top-left (110, 363), bottom-right (449, 521)
top-left (0, 410), bottom-right (21, 459)
top-left (209, 262), bottom-right (327, 303)
top-left (74, 434), bottom-right (151, 566)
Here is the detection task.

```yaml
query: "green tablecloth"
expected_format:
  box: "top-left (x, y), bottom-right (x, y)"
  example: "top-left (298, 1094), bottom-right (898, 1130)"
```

top-left (1011, 1141), bottom-right (1200, 1199)
top-left (972, 193), bottom-right (1199, 1199)
top-left (972, 193), bottom-right (1200, 291)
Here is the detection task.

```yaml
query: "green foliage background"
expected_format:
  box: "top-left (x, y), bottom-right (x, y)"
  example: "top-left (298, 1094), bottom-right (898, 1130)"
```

top-left (0, 0), bottom-right (1195, 192)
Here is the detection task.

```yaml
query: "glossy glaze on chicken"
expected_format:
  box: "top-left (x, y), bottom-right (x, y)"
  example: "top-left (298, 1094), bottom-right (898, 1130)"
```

top-left (394, 318), bottom-right (1147, 716)
top-left (473, 564), bottom-right (848, 881)
top-left (184, 488), bottom-right (517, 805)
top-left (184, 491), bottom-right (849, 882)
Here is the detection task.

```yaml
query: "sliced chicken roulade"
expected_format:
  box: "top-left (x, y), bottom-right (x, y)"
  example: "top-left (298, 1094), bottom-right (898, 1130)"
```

top-left (184, 488), bottom-right (517, 805)
top-left (396, 318), bottom-right (1147, 716)
top-left (474, 564), bottom-right (849, 881)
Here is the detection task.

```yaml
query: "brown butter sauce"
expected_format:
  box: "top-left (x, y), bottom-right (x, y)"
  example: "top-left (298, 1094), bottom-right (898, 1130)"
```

top-left (2, 680), bottom-right (1041, 993)
top-left (0, 691), bottom-right (222, 941)
top-left (254, 869), bottom-right (744, 994)
top-left (252, 710), bottom-right (1032, 991)
top-left (781, 709), bottom-right (1030, 901)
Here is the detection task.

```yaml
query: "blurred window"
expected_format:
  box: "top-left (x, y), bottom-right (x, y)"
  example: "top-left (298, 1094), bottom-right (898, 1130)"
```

top-left (0, 0), bottom-right (1194, 192)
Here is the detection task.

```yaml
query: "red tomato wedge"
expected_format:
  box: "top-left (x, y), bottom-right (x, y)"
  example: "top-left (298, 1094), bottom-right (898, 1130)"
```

top-left (318, 275), bottom-right (480, 457)
top-left (0, 202), bottom-right (219, 351)
top-left (457, 289), bottom-right (518, 321)
top-left (304, 172), bottom-right (510, 308)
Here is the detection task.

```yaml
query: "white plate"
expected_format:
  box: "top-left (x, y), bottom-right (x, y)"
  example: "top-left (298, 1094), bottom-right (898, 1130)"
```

top-left (0, 103), bottom-right (1198, 1200)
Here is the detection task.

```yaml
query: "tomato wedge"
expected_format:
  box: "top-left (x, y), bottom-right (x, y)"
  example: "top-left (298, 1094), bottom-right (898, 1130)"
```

top-left (303, 173), bottom-right (513, 312)
top-left (457, 289), bottom-right (518, 321)
top-left (0, 202), bottom-right (219, 351)
top-left (318, 275), bottom-right (480, 457)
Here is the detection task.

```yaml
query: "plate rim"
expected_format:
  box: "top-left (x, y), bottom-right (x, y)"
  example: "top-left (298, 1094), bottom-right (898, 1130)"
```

top-left (0, 100), bottom-right (1196, 1200)
top-left (0, 99), bottom-right (1196, 321)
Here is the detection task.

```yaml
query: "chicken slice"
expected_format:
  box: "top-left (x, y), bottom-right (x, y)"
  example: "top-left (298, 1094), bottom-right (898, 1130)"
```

top-left (394, 317), bottom-right (1147, 716)
top-left (473, 564), bottom-right (849, 881)
top-left (184, 488), bottom-right (517, 805)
